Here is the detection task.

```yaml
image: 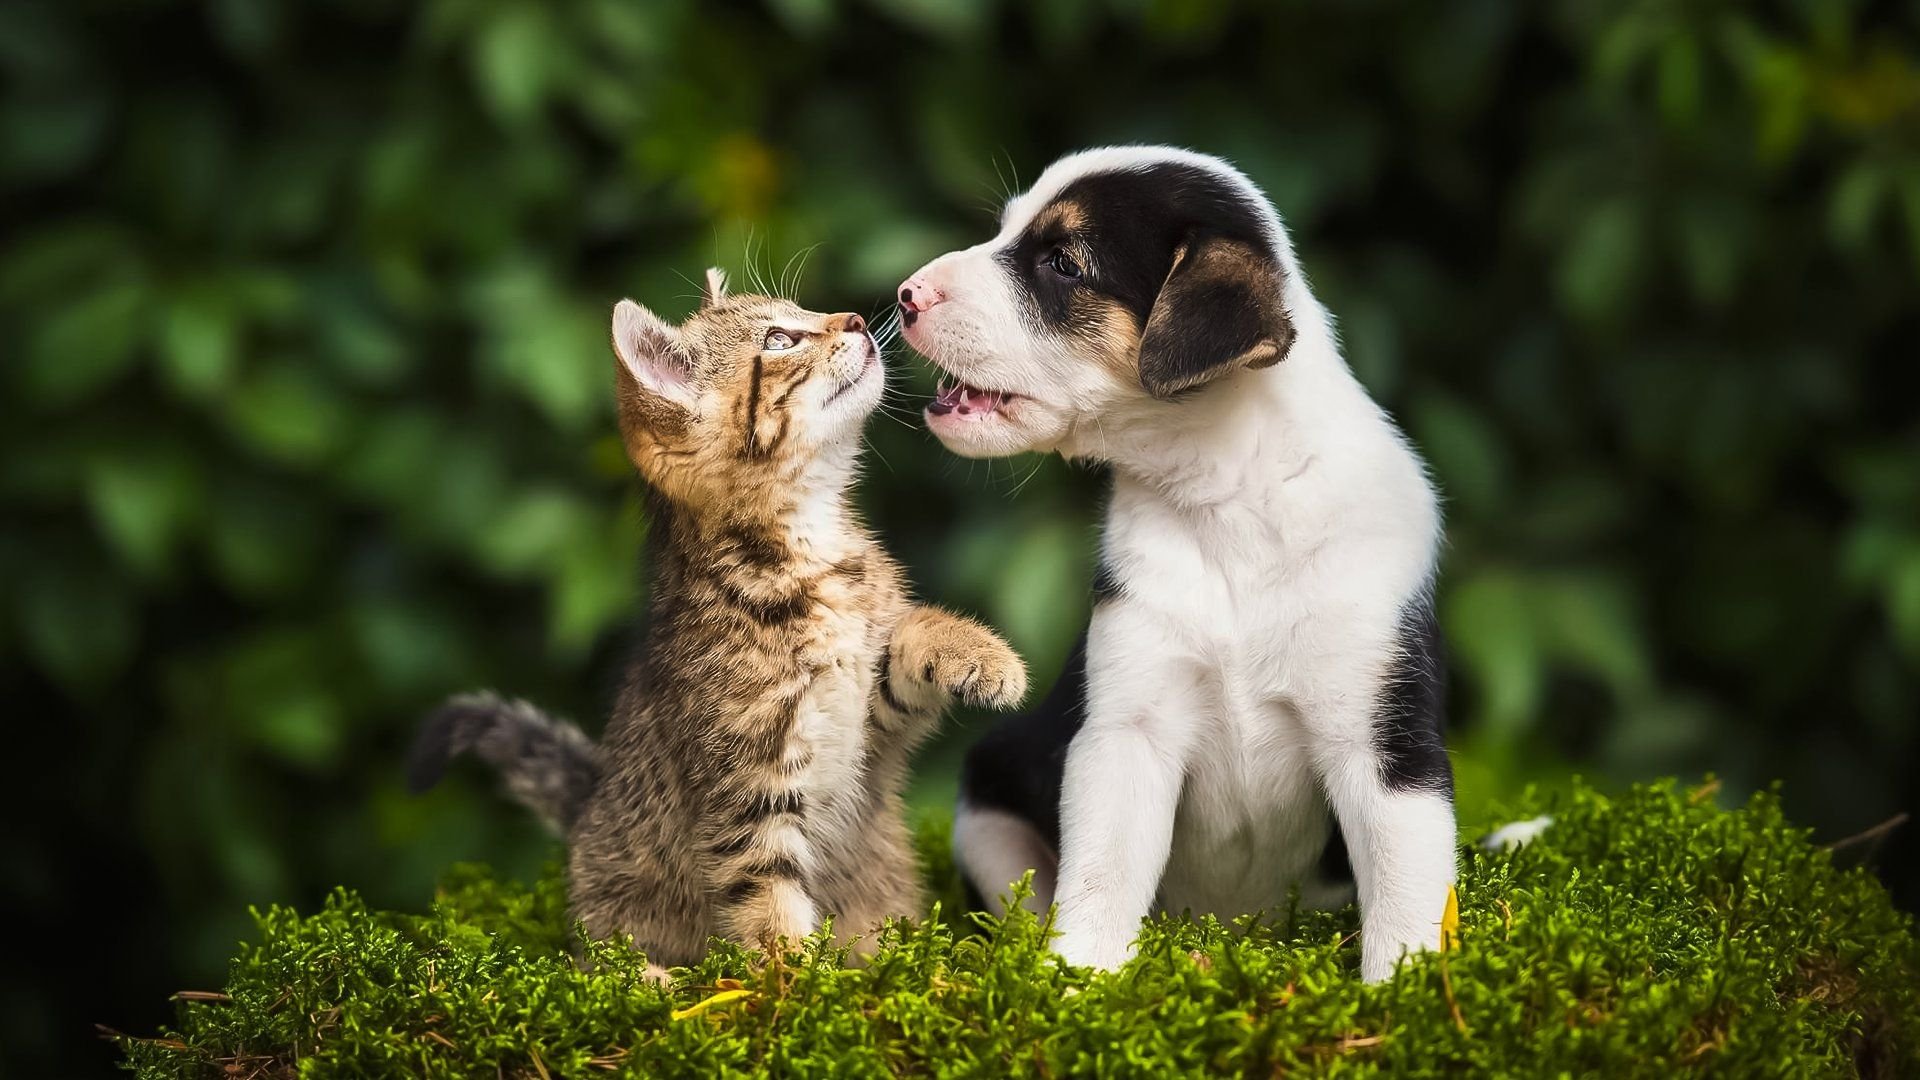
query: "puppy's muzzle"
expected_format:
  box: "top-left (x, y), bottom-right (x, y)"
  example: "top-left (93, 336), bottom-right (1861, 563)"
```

top-left (897, 275), bottom-right (945, 327)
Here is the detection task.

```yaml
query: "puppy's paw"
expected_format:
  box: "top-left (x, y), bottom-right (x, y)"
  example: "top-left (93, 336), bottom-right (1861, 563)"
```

top-left (1053, 928), bottom-right (1135, 973)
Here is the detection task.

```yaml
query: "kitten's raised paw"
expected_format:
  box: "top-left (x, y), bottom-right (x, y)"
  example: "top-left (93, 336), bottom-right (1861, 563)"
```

top-left (891, 607), bottom-right (1029, 711)
top-left (943, 642), bottom-right (1027, 709)
top-left (925, 633), bottom-right (1028, 709)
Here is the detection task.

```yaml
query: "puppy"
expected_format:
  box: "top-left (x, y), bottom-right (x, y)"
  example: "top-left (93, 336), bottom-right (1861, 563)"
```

top-left (898, 146), bottom-right (1454, 982)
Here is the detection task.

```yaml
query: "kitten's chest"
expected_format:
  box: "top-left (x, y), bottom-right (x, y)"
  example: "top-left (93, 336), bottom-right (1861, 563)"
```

top-left (789, 590), bottom-right (890, 808)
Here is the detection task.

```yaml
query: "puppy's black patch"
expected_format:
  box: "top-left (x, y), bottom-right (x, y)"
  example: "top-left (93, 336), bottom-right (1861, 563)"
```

top-left (995, 162), bottom-right (1293, 396)
top-left (995, 163), bottom-right (1276, 330)
top-left (1091, 558), bottom-right (1124, 606)
top-left (1316, 818), bottom-right (1355, 888)
top-left (1372, 597), bottom-right (1453, 797)
top-left (958, 631), bottom-right (1089, 856)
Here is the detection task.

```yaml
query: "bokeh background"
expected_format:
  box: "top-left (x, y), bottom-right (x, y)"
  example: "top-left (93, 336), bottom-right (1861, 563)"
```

top-left (4, 0), bottom-right (1917, 1073)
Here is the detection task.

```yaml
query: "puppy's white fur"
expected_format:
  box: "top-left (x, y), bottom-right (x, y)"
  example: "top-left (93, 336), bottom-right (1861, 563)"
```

top-left (908, 146), bottom-right (1455, 981)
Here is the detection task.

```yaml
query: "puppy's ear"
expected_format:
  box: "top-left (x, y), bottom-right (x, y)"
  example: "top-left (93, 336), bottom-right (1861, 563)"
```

top-left (1137, 233), bottom-right (1294, 399)
top-left (701, 267), bottom-right (729, 306)
top-left (611, 300), bottom-right (695, 436)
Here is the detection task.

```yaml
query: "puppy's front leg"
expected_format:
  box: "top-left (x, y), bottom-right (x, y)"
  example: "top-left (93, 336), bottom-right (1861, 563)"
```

top-left (1050, 621), bottom-right (1196, 971)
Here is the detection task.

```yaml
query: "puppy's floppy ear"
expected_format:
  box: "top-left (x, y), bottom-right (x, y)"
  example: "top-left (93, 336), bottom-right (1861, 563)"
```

top-left (611, 299), bottom-right (695, 430)
top-left (701, 267), bottom-right (728, 306)
top-left (1137, 233), bottom-right (1294, 399)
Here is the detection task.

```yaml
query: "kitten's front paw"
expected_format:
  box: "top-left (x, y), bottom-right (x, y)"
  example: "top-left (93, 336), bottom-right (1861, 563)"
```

top-left (893, 612), bottom-right (1028, 710)
top-left (925, 631), bottom-right (1027, 709)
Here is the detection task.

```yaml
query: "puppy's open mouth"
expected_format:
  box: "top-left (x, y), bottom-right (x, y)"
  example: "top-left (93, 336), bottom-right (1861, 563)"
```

top-left (928, 378), bottom-right (1019, 418)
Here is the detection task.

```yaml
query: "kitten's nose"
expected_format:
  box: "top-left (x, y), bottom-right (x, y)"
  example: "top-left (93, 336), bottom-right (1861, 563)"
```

top-left (829, 312), bottom-right (866, 334)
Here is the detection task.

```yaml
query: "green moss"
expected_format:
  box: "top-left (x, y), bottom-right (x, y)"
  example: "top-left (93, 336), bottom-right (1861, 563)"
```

top-left (118, 781), bottom-right (1919, 1077)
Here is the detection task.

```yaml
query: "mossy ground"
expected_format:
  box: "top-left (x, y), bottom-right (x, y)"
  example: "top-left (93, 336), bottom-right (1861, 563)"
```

top-left (117, 780), bottom-right (1919, 1077)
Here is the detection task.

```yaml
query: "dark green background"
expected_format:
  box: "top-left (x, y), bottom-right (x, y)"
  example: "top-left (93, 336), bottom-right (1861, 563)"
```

top-left (3, 0), bottom-right (1915, 1074)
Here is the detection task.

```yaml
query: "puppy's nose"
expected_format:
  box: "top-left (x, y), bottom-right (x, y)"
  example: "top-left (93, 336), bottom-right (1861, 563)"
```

top-left (897, 276), bottom-right (944, 314)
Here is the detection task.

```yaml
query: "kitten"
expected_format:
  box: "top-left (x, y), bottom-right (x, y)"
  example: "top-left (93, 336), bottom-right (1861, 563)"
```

top-left (410, 269), bottom-right (1027, 968)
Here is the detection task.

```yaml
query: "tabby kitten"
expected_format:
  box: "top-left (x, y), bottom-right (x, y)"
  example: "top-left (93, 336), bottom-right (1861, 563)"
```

top-left (410, 270), bottom-right (1027, 968)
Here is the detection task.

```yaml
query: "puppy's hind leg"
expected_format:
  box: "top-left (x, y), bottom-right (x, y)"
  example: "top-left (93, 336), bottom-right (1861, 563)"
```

top-left (953, 797), bottom-right (1057, 917)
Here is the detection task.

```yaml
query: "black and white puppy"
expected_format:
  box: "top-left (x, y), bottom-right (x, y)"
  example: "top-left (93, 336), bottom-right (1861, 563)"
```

top-left (898, 146), bottom-right (1454, 982)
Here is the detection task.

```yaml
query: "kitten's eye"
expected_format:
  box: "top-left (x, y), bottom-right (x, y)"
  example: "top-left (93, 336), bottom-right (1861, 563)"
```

top-left (763, 329), bottom-right (799, 351)
top-left (1044, 248), bottom-right (1082, 280)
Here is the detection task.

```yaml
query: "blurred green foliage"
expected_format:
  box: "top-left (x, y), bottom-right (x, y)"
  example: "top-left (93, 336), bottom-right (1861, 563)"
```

top-left (2, 0), bottom-right (1916, 1074)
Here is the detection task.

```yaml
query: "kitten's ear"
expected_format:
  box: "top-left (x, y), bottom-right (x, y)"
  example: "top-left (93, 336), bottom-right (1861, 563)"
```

top-left (701, 267), bottom-right (729, 306)
top-left (611, 299), bottom-right (693, 407)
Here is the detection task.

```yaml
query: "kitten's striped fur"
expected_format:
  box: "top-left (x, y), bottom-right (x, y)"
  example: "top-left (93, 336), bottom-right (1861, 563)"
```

top-left (413, 271), bottom-right (1026, 968)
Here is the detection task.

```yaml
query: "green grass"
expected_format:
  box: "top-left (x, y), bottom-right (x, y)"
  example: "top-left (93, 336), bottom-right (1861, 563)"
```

top-left (117, 780), bottom-right (1919, 1077)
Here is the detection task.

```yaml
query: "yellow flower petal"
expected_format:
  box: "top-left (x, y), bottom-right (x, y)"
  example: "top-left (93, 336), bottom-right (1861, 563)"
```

top-left (1440, 884), bottom-right (1461, 953)
top-left (670, 988), bottom-right (754, 1021)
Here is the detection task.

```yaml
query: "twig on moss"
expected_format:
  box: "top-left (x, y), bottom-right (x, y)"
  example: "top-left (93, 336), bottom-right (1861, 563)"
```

top-left (1822, 812), bottom-right (1909, 855)
top-left (1439, 951), bottom-right (1469, 1034)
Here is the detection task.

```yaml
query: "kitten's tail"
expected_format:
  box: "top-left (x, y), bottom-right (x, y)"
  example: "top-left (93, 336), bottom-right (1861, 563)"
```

top-left (407, 691), bottom-right (599, 834)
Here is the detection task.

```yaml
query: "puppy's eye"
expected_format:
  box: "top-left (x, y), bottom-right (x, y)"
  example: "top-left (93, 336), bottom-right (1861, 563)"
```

top-left (1044, 248), bottom-right (1082, 280)
top-left (763, 329), bottom-right (799, 351)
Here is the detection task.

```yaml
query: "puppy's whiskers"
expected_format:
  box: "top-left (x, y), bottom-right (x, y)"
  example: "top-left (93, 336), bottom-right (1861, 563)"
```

top-left (1006, 455), bottom-right (1047, 498)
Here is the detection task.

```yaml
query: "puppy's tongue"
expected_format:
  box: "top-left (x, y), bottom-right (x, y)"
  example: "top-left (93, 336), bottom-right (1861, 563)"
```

top-left (928, 380), bottom-right (1006, 416)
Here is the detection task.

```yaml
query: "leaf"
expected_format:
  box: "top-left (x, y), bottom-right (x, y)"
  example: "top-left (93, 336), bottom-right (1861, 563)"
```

top-left (222, 362), bottom-right (355, 467)
top-left (1656, 33), bottom-right (1702, 129)
top-left (765, 0), bottom-right (836, 36)
top-left (1675, 198), bottom-right (1748, 308)
top-left (1828, 162), bottom-right (1887, 254)
top-left (86, 450), bottom-right (204, 579)
top-left (223, 631), bottom-right (345, 769)
top-left (1412, 394), bottom-right (1508, 515)
top-left (1557, 199), bottom-right (1644, 326)
top-left (866, 0), bottom-right (989, 41)
top-left (1445, 571), bottom-right (1543, 743)
top-left (1342, 298), bottom-right (1404, 401)
top-left (474, 266), bottom-right (608, 431)
top-left (990, 517), bottom-right (1092, 664)
top-left (549, 512), bottom-right (641, 658)
top-left (24, 280), bottom-right (148, 407)
top-left (206, 480), bottom-right (325, 599)
top-left (208, 0), bottom-right (283, 59)
top-left (321, 305), bottom-right (409, 387)
top-left (0, 88), bottom-right (111, 183)
top-left (475, 6), bottom-right (556, 125)
top-left (0, 222), bottom-right (126, 302)
top-left (16, 558), bottom-right (137, 690)
top-left (1890, 547), bottom-right (1920, 664)
top-left (477, 488), bottom-right (591, 576)
top-left (1536, 574), bottom-right (1651, 696)
top-left (1899, 165), bottom-right (1920, 278)
top-left (349, 600), bottom-right (468, 693)
top-left (159, 285), bottom-right (242, 399)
